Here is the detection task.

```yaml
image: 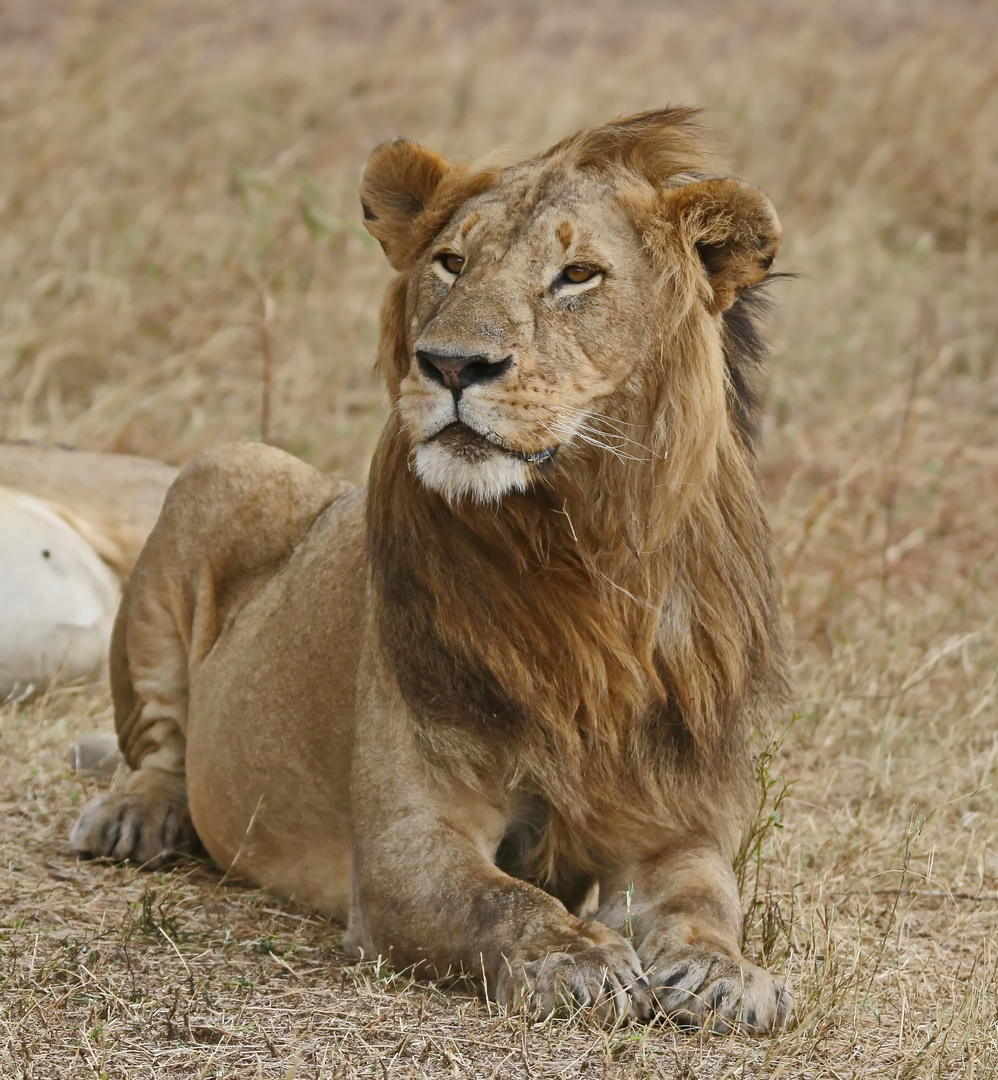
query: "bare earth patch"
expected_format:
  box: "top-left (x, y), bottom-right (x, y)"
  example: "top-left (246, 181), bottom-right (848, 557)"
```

top-left (2, 0), bottom-right (997, 1076)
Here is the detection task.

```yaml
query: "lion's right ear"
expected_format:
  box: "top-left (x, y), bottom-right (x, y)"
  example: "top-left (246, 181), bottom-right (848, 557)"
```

top-left (360, 139), bottom-right (451, 270)
top-left (664, 177), bottom-right (782, 315)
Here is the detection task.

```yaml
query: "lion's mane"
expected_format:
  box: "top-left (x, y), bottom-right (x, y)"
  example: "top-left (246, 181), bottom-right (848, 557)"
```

top-left (366, 109), bottom-right (789, 888)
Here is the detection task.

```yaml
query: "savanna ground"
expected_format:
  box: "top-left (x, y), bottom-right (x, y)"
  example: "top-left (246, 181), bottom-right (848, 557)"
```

top-left (1, 1), bottom-right (996, 1076)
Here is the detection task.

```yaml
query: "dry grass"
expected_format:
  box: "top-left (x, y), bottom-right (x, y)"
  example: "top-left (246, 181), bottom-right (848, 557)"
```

top-left (2, 1), bottom-right (997, 1076)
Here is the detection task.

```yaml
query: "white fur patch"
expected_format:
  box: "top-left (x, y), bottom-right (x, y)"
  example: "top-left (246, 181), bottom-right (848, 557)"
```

top-left (413, 441), bottom-right (532, 505)
top-left (555, 272), bottom-right (603, 298)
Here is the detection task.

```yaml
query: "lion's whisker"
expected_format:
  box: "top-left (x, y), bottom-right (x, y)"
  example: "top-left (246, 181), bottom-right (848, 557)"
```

top-left (545, 407), bottom-right (665, 460)
top-left (553, 406), bottom-right (655, 437)
top-left (549, 423), bottom-right (638, 463)
top-left (548, 419), bottom-right (655, 464)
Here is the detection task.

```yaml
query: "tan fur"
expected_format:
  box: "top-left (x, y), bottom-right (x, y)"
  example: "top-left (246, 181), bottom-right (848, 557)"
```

top-left (70, 110), bottom-right (791, 1033)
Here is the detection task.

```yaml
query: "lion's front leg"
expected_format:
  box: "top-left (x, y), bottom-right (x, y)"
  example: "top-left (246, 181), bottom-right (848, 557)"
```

top-left (346, 670), bottom-right (650, 1022)
top-left (347, 814), bottom-right (650, 1021)
top-left (598, 846), bottom-right (792, 1034)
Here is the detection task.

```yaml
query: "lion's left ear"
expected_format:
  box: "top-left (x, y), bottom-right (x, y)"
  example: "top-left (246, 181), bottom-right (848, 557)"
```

top-left (665, 178), bottom-right (781, 314)
top-left (360, 138), bottom-right (451, 270)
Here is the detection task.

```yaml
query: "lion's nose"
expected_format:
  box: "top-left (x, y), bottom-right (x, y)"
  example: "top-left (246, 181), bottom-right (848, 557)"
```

top-left (416, 351), bottom-right (513, 395)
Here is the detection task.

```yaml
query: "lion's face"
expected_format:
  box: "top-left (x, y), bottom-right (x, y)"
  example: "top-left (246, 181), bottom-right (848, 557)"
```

top-left (400, 168), bottom-right (656, 503)
top-left (360, 113), bottom-right (781, 504)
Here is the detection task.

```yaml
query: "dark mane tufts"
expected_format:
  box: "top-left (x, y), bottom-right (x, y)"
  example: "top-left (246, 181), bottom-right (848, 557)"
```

top-left (721, 274), bottom-right (792, 451)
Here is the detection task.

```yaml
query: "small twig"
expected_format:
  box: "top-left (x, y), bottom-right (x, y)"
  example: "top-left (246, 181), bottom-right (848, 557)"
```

top-left (243, 268), bottom-right (277, 445)
top-left (871, 889), bottom-right (998, 903)
top-left (879, 302), bottom-right (933, 614)
top-left (858, 811), bottom-right (918, 1020)
top-left (214, 793), bottom-right (265, 893)
top-left (258, 288), bottom-right (276, 445)
top-left (158, 925), bottom-right (195, 996)
top-left (520, 1027), bottom-right (535, 1078)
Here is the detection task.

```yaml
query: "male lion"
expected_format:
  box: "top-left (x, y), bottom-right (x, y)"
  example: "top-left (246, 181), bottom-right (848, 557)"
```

top-left (71, 109), bottom-right (792, 1033)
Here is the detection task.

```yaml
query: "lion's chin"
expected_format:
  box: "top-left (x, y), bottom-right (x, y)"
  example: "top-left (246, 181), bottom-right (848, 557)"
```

top-left (413, 424), bottom-right (556, 504)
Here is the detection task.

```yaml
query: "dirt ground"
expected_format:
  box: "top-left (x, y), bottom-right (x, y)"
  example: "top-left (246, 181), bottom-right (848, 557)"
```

top-left (1, 1), bottom-right (997, 1076)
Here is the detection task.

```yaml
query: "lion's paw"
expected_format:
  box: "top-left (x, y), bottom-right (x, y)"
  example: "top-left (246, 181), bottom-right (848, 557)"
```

top-left (500, 923), bottom-right (652, 1023)
top-left (70, 792), bottom-right (197, 869)
top-left (647, 947), bottom-right (791, 1034)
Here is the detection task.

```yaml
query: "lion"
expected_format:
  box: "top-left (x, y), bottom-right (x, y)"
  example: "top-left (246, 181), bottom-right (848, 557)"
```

top-left (0, 443), bottom-right (176, 700)
top-left (70, 108), bottom-right (792, 1033)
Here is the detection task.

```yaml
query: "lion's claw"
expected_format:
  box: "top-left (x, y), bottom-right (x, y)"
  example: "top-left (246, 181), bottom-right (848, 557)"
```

top-left (648, 947), bottom-right (791, 1034)
top-left (70, 792), bottom-right (197, 869)
top-left (499, 925), bottom-right (652, 1023)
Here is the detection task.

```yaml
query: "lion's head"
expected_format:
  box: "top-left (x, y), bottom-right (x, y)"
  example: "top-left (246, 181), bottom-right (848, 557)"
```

top-left (360, 108), bottom-right (780, 505)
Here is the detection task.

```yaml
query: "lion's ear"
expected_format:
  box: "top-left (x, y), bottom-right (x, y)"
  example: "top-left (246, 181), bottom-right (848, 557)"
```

top-left (359, 139), bottom-right (451, 270)
top-left (666, 178), bottom-right (781, 314)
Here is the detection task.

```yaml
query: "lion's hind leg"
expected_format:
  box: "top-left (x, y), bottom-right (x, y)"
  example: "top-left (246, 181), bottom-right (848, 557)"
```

top-left (70, 714), bottom-right (197, 870)
top-left (70, 580), bottom-right (199, 869)
top-left (70, 442), bottom-right (350, 871)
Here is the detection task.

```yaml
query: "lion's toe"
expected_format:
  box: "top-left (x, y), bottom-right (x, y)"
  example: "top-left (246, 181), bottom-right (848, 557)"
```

top-left (503, 925), bottom-right (652, 1024)
top-left (649, 949), bottom-right (791, 1034)
top-left (70, 793), bottom-right (197, 869)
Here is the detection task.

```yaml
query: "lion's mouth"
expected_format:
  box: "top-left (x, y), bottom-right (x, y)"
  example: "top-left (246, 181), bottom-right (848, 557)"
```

top-left (430, 423), bottom-right (559, 466)
top-left (514, 446), bottom-right (558, 465)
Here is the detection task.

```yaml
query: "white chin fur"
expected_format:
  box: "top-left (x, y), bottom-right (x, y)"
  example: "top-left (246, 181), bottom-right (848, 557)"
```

top-left (413, 442), bottom-right (532, 504)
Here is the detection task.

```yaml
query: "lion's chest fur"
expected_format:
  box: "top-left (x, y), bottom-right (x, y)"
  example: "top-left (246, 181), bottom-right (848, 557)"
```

top-left (371, 471), bottom-right (665, 747)
top-left (367, 462), bottom-right (751, 875)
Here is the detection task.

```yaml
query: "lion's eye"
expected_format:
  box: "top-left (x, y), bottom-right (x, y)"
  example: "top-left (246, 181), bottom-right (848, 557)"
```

top-left (562, 264), bottom-right (598, 285)
top-left (436, 253), bottom-right (465, 276)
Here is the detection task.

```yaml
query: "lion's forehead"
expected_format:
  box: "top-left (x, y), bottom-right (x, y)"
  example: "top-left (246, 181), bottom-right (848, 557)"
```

top-left (443, 166), bottom-right (634, 261)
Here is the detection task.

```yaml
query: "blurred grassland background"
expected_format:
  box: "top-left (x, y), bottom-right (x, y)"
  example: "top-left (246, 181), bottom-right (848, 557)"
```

top-left (1, 1), bottom-right (997, 1077)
